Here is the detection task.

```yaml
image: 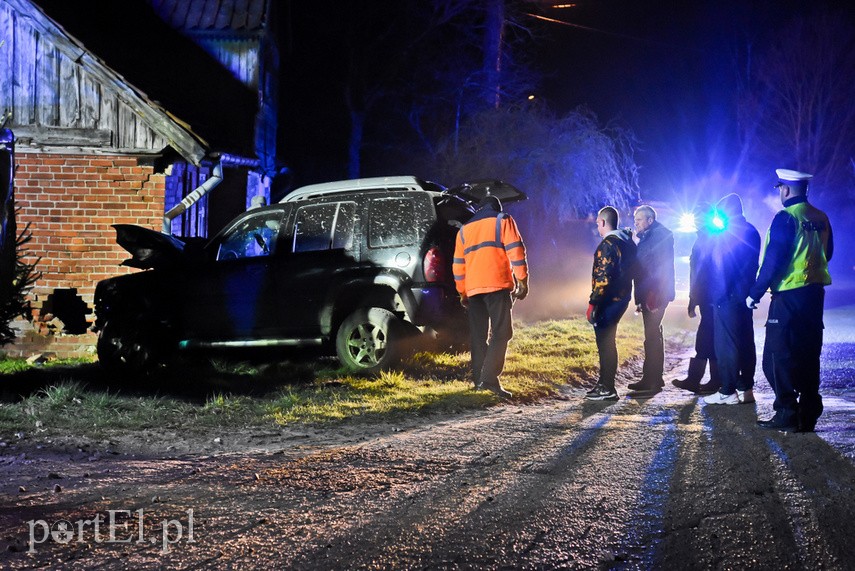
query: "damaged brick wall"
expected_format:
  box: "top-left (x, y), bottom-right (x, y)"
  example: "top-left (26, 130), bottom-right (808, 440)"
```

top-left (4, 153), bottom-right (166, 359)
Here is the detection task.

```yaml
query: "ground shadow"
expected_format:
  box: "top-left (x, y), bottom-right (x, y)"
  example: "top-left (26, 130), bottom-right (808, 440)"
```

top-left (0, 349), bottom-right (332, 405)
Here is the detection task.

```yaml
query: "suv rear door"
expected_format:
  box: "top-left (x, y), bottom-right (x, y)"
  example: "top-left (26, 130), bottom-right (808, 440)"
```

top-left (272, 199), bottom-right (361, 336)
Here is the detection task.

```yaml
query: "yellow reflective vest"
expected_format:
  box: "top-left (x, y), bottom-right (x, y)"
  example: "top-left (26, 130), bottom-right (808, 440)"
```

top-left (764, 201), bottom-right (831, 293)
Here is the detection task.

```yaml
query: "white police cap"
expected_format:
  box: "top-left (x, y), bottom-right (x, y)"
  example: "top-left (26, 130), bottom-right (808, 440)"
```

top-left (775, 169), bottom-right (813, 184)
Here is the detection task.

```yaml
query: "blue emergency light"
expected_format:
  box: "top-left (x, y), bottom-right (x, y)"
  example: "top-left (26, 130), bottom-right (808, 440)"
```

top-left (709, 210), bottom-right (728, 233)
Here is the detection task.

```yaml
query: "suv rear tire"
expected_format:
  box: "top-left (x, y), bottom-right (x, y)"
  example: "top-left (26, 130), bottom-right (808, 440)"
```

top-left (335, 307), bottom-right (404, 374)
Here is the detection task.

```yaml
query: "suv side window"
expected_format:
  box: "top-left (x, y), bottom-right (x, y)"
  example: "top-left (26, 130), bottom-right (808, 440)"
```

top-left (216, 211), bottom-right (283, 261)
top-left (368, 197), bottom-right (417, 248)
top-left (293, 202), bottom-right (356, 253)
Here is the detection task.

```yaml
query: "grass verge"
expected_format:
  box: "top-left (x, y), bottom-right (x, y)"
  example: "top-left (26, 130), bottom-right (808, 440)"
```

top-left (0, 318), bottom-right (646, 439)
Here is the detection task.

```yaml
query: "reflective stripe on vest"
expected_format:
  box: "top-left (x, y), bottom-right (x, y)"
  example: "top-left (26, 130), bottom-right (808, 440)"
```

top-left (462, 213), bottom-right (506, 255)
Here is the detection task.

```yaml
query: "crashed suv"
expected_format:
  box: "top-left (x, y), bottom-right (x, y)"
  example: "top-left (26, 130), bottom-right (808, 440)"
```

top-left (93, 176), bottom-right (526, 374)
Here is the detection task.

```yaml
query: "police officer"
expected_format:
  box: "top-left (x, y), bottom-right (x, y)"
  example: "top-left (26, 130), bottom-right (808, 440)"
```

top-left (748, 169), bottom-right (833, 432)
top-left (453, 195), bottom-right (529, 399)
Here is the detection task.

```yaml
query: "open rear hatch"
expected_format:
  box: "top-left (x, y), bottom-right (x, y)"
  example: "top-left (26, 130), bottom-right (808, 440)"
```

top-left (447, 179), bottom-right (527, 205)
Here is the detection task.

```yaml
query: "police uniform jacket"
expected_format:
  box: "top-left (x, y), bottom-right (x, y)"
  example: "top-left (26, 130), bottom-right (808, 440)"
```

top-left (749, 196), bottom-right (833, 302)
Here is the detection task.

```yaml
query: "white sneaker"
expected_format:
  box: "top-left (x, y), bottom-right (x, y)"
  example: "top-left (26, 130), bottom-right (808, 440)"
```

top-left (703, 391), bottom-right (739, 405)
top-left (737, 389), bottom-right (755, 404)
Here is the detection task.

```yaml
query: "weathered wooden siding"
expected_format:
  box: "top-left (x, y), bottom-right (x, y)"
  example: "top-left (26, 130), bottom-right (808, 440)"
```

top-left (0, 1), bottom-right (180, 157)
top-left (196, 37), bottom-right (259, 88)
top-left (0, 0), bottom-right (203, 162)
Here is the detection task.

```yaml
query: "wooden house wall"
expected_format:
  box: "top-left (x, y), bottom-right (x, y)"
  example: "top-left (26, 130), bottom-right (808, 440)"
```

top-left (0, 1), bottom-right (171, 156)
top-left (195, 37), bottom-right (259, 89)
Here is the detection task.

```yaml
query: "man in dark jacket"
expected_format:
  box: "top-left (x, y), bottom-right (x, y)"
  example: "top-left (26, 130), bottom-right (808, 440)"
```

top-left (586, 206), bottom-right (637, 400)
top-left (673, 202), bottom-right (721, 394)
top-left (702, 193), bottom-right (760, 405)
top-left (629, 205), bottom-right (675, 393)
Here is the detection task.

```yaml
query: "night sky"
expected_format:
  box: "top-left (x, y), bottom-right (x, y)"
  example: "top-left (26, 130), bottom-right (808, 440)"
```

top-left (281, 0), bottom-right (855, 199)
top-left (33, 0), bottom-right (853, 202)
top-left (529, 0), bottom-right (854, 195)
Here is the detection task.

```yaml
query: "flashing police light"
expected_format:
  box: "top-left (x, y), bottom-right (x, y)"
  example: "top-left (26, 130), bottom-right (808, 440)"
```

top-left (708, 210), bottom-right (728, 233)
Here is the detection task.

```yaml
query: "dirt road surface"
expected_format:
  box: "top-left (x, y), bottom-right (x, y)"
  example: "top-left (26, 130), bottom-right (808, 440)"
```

top-left (2, 306), bottom-right (854, 570)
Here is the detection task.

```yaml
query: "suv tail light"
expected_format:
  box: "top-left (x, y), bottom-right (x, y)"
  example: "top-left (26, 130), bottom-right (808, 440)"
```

top-left (423, 246), bottom-right (447, 283)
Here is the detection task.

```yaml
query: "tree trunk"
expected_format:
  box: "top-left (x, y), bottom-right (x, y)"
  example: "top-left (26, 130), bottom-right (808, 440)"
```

top-left (482, 0), bottom-right (505, 109)
top-left (348, 109), bottom-right (365, 179)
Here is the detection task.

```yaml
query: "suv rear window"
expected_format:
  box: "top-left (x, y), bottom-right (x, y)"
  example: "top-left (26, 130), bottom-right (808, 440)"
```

top-left (293, 202), bottom-right (356, 252)
top-left (368, 197), bottom-right (417, 248)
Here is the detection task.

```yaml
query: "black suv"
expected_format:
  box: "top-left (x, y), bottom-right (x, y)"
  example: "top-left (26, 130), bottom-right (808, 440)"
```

top-left (93, 176), bottom-right (526, 374)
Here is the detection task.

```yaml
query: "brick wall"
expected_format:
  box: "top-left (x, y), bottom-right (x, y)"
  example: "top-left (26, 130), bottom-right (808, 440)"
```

top-left (4, 153), bottom-right (166, 358)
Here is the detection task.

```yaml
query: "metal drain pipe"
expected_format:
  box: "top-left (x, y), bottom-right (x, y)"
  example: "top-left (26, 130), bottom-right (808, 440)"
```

top-left (161, 153), bottom-right (261, 234)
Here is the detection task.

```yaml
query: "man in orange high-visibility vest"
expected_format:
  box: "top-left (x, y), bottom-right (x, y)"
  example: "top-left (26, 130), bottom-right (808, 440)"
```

top-left (453, 195), bottom-right (529, 399)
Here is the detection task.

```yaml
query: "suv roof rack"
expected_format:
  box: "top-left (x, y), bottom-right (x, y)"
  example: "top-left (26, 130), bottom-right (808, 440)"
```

top-left (280, 176), bottom-right (435, 203)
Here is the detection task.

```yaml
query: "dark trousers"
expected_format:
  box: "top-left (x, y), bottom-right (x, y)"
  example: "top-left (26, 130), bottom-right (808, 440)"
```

top-left (592, 319), bottom-right (619, 392)
top-left (468, 290), bottom-right (514, 389)
top-left (713, 300), bottom-right (756, 394)
top-left (695, 303), bottom-right (715, 360)
top-left (641, 304), bottom-right (668, 383)
top-left (762, 285), bottom-right (825, 427)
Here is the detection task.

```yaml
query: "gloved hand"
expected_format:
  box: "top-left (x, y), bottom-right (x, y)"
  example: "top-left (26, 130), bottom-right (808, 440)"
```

top-left (687, 303), bottom-right (697, 319)
top-left (459, 294), bottom-right (469, 308)
top-left (512, 277), bottom-right (529, 300)
top-left (586, 303), bottom-right (597, 324)
top-left (746, 296), bottom-right (757, 310)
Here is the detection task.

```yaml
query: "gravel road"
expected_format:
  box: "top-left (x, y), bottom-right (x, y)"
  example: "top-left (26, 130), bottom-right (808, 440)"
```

top-left (2, 307), bottom-right (855, 570)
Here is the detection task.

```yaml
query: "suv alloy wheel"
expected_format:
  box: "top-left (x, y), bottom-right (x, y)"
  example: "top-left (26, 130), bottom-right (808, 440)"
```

top-left (335, 307), bottom-right (404, 373)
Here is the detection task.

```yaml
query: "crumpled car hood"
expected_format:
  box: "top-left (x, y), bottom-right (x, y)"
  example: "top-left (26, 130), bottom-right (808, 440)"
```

top-left (113, 224), bottom-right (188, 270)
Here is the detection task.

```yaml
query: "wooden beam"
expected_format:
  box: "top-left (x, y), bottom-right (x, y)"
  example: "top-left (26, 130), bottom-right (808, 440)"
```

top-left (11, 125), bottom-right (112, 146)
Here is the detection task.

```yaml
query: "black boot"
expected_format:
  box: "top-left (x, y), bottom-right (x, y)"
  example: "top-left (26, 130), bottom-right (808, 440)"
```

top-left (697, 359), bottom-right (721, 394)
top-left (672, 357), bottom-right (706, 392)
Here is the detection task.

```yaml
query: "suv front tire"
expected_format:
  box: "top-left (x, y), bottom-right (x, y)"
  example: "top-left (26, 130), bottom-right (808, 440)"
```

top-left (96, 315), bottom-right (174, 377)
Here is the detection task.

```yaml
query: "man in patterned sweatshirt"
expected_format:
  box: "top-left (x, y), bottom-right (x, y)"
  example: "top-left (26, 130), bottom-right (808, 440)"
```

top-left (586, 206), bottom-right (638, 401)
